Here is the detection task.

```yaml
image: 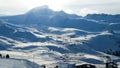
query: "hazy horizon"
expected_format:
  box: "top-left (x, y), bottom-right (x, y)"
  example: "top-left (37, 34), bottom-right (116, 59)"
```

top-left (0, 0), bottom-right (120, 16)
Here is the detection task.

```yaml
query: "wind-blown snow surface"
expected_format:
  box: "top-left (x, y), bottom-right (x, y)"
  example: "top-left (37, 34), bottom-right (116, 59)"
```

top-left (0, 6), bottom-right (120, 67)
top-left (0, 20), bottom-right (120, 67)
top-left (0, 58), bottom-right (40, 68)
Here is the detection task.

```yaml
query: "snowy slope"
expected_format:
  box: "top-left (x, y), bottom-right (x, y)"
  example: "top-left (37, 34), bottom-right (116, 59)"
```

top-left (0, 22), bottom-right (119, 65)
top-left (0, 58), bottom-right (40, 68)
top-left (0, 6), bottom-right (120, 67)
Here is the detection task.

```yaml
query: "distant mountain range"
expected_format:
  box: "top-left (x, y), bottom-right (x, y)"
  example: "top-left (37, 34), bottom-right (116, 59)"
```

top-left (85, 14), bottom-right (120, 23)
top-left (0, 5), bottom-right (120, 65)
top-left (0, 6), bottom-right (120, 32)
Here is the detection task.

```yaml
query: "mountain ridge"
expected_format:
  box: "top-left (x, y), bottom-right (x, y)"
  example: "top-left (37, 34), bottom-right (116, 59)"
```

top-left (0, 6), bottom-right (120, 67)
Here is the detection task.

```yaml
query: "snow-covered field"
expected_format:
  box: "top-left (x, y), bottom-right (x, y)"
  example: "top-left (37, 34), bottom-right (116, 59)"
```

top-left (0, 6), bottom-right (120, 68)
top-left (0, 23), bottom-right (120, 67)
top-left (0, 51), bottom-right (120, 68)
top-left (0, 58), bottom-right (40, 68)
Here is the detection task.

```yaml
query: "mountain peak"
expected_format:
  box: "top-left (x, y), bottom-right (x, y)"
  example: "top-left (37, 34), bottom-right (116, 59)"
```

top-left (27, 5), bottom-right (54, 16)
top-left (28, 5), bottom-right (51, 12)
top-left (40, 5), bottom-right (49, 9)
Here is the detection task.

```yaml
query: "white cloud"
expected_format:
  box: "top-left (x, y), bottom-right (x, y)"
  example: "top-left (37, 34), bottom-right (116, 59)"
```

top-left (64, 9), bottom-right (74, 14)
top-left (0, 0), bottom-right (119, 16)
top-left (79, 8), bottom-right (99, 16)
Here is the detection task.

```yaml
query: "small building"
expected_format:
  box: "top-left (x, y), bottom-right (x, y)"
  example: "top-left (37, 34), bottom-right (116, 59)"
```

top-left (54, 65), bottom-right (58, 68)
top-left (41, 65), bottom-right (46, 68)
top-left (76, 64), bottom-right (96, 68)
top-left (106, 62), bottom-right (118, 68)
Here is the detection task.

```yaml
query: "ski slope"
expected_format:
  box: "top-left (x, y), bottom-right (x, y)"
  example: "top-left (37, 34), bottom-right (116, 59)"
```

top-left (0, 58), bottom-right (40, 68)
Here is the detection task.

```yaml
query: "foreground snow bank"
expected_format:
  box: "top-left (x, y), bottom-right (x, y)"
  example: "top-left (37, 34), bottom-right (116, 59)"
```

top-left (0, 58), bottom-right (40, 68)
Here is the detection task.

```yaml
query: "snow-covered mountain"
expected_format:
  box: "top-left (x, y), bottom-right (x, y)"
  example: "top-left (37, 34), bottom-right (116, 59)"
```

top-left (0, 6), bottom-right (120, 68)
top-left (1, 6), bottom-right (120, 32)
top-left (0, 6), bottom-right (80, 25)
top-left (85, 14), bottom-right (120, 23)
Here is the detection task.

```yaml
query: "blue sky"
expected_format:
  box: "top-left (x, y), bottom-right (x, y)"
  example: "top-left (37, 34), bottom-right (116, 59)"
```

top-left (0, 0), bottom-right (120, 16)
